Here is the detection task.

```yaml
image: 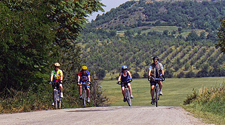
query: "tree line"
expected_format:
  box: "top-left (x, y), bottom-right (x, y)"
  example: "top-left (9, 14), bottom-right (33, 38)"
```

top-left (0, 0), bottom-right (107, 113)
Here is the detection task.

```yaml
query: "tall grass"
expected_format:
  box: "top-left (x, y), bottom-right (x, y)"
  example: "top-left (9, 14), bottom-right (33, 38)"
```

top-left (0, 81), bottom-right (109, 113)
top-left (183, 84), bottom-right (225, 124)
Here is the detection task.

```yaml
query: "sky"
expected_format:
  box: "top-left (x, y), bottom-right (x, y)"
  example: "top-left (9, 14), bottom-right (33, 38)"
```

top-left (87, 0), bottom-right (130, 22)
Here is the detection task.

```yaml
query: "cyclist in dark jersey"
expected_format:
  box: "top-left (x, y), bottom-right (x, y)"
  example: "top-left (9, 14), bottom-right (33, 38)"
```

top-left (117, 65), bottom-right (133, 102)
top-left (78, 66), bottom-right (91, 103)
top-left (148, 56), bottom-right (164, 104)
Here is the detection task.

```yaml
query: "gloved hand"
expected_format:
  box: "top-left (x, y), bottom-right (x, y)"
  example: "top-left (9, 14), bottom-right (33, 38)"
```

top-left (60, 80), bottom-right (63, 84)
top-left (117, 81), bottom-right (119, 84)
top-left (49, 81), bottom-right (52, 85)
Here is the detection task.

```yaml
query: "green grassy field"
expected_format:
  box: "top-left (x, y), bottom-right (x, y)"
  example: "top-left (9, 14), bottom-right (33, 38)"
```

top-left (100, 77), bottom-right (225, 106)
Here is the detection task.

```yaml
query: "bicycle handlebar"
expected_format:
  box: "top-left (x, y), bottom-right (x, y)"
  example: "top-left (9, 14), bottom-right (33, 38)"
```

top-left (78, 81), bottom-right (90, 85)
top-left (148, 77), bottom-right (165, 81)
top-left (117, 79), bottom-right (132, 85)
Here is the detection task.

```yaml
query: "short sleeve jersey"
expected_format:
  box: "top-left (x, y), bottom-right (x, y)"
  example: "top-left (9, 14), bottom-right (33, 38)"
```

top-left (149, 62), bottom-right (164, 77)
top-left (78, 70), bottom-right (90, 82)
top-left (149, 62), bottom-right (164, 70)
top-left (51, 69), bottom-right (63, 80)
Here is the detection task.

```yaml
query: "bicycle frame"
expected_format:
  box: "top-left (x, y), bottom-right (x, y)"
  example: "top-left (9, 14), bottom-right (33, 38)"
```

top-left (52, 82), bottom-right (62, 109)
top-left (118, 80), bottom-right (132, 106)
top-left (80, 81), bottom-right (89, 108)
top-left (148, 77), bottom-right (165, 107)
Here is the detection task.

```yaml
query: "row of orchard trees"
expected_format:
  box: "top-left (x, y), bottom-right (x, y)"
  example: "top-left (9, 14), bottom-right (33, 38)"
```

top-left (78, 24), bottom-right (225, 79)
top-left (0, 0), bottom-right (106, 111)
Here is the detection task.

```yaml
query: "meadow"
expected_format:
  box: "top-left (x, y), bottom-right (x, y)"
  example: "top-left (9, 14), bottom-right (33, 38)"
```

top-left (100, 77), bottom-right (225, 106)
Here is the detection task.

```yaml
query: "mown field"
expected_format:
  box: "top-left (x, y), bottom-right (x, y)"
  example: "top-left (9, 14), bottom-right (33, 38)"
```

top-left (100, 77), bottom-right (225, 106)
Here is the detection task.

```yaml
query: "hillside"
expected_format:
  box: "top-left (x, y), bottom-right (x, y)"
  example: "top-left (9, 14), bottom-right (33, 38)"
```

top-left (89, 0), bottom-right (225, 32)
top-left (77, 0), bottom-right (225, 80)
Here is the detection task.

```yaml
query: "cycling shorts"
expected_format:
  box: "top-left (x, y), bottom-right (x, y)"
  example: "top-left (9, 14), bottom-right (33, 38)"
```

top-left (150, 81), bottom-right (160, 86)
top-left (80, 81), bottom-right (90, 89)
top-left (121, 82), bottom-right (130, 88)
top-left (52, 79), bottom-right (62, 89)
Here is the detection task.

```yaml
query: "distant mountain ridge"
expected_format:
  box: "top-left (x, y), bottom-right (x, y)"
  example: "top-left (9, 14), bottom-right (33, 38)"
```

top-left (89, 0), bottom-right (225, 32)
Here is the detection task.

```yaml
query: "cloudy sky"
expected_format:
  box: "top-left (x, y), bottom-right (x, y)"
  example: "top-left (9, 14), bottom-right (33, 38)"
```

top-left (87, 0), bottom-right (130, 22)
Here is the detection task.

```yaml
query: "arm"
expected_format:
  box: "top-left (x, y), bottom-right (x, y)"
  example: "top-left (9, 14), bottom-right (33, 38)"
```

top-left (60, 70), bottom-right (63, 81)
top-left (117, 73), bottom-right (122, 84)
top-left (148, 65), bottom-right (152, 78)
top-left (148, 69), bottom-right (152, 78)
top-left (78, 71), bottom-right (81, 84)
top-left (50, 74), bottom-right (53, 82)
top-left (161, 69), bottom-right (164, 76)
top-left (127, 71), bottom-right (132, 79)
top-left (88, 75), bottom-right (91, 85)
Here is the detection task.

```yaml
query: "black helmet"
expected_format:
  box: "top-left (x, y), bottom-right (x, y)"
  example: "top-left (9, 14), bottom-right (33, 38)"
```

top-left (153, 56), bottom-right (159, 61)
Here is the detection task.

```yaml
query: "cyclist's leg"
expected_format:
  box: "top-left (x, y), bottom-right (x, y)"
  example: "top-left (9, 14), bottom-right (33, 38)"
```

top-left (59, 84), bottom-right (63, 97)
top-left (86, 84), bottom-right (90, 98)
top-left (150, 82), bottom-right (156, 100)
top-left (159, 81), bottom-right (163, 95)
top-left (52, 84), bottom-right (55, 105)
top-left (159, 81), bottom-right (163, 90)
top-left (121, 83), bottom-right (125, 97)
top-left (86, 84), bottom-right (90, 102)
top-left (127, 83), bottom-right (133, 98)
top-left (79, 82), bottom-right (82, 97)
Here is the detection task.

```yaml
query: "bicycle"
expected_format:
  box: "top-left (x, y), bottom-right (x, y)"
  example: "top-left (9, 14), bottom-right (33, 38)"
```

top-left (52, 82), bottom-right (62, 109)
top-left (79, 81), bottom-right (90, 108)
top-left (148, 76), bottom-right (165, 107)
top-left (118, 79), bottom-right (132, 106)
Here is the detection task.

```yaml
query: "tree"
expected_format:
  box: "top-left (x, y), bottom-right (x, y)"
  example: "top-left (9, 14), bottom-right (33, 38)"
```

top-left (217, 17), bottom-right (225, 52)
top-left (95, 68), bottom-right (106, 80)
top-left (186, 31), bottom-right (199, 41)
top-left (0, 1), bottom-right (57, 95)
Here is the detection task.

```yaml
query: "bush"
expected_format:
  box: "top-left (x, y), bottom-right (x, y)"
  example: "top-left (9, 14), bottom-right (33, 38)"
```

top-left (177, 72), bottom-right (185, 78)
top-left (185, 71), bottom-right (195, 78)
top-left (132, 72), bottom-right (140, 78)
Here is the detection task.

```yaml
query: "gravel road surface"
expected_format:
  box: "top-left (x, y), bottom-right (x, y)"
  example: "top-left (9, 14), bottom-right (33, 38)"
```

top-left (0, 106), bottom-right (213, 125)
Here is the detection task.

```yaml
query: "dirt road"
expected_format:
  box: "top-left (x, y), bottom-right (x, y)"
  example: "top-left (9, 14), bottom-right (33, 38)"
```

top-left (0, 106), bottom-right (212, 125)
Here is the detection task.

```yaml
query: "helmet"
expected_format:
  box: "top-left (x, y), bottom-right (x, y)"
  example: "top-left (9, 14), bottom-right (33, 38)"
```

top-left (82, 66), bottom-right (87, 70)
top-left (122, 65), bottom-right (127, 70)
top-left (153, 56), bottom-right (159, 61)
top-left (54, 63), bottom-right (60, 67)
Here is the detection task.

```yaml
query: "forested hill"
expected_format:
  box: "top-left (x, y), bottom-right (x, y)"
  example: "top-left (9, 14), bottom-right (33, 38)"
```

top-left (89, 0), bottom-right (225, 31)
top-left (77, 0), bottom-right (225, 80)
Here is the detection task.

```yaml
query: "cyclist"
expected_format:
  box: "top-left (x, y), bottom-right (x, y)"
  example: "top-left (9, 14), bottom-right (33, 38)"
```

top-left (49, 63), bottom-right (63, 106)
top-left (78, 66), bottom-right (91, 103)
top-left (117, 65), bottom-right (133, 102)
top-left (148, 56), bottom-right (164, 104)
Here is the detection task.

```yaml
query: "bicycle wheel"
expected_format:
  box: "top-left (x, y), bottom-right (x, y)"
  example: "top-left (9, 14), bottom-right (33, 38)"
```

top-left (54, 89), bottom-right (58, 109)
top-left (125, 88), bottom-right (131, 106)
top-left (82, 89), bottom-right (86, 108)
top-left (155, 86), bottom-right (158, 107)
top-left (58, 97), bottom-right (61, 109)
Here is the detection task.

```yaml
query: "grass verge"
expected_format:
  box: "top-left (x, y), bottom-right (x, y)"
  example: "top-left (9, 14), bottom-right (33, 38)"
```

top-left (183, 85), bottom-right (225, 125)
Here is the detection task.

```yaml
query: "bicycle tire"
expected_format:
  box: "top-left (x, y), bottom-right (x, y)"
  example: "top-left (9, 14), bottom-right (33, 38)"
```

top-left (54, 89), bottom-right (58, 109)
top-left (83, 89), bottom-right (86, 108)
top-left (58, 98), bottom-right (61, 109)
top-left (125, 88), bottom-right (131, 106)
top-left (155, 86), bottom-right (159, 107)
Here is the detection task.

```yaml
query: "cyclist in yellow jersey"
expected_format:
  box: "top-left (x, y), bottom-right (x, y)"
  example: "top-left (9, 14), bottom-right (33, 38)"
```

top-left (49, 63), bottom-right (63, 106)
